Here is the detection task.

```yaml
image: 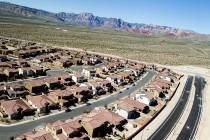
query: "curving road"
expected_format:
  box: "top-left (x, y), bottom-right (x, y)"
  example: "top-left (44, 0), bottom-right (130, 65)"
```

top-left (177, 76), bottom-right (205, 140)
top-left (0, 71), bottom-right (155, 140)
top-left (148, 76), bottom-right (193, 140)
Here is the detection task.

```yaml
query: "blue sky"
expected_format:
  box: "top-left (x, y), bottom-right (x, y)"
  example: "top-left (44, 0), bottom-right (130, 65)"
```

top-left (3, 0), bottom-right (210, 34)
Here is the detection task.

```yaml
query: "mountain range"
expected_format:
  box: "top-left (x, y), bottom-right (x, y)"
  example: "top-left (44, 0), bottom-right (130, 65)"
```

top-left (0, 1), bottom-right (198, 37)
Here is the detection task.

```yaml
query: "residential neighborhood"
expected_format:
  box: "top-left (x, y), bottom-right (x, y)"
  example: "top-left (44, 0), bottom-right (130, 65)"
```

top-left (0, 1), bottom-right (209, 140)
top-left (0, 37), bottom-right (182, 140)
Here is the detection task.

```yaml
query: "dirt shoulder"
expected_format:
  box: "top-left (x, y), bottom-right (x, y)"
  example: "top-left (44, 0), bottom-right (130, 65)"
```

top-left (195, 76), bottom-right (210, 140)
top-left (169, 66), bottom-right (210, 140)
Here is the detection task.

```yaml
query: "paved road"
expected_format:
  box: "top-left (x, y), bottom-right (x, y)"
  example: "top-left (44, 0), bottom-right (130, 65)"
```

top-left (148, 76), bottom-right (193, 140)
top-left (177, 76), bottom-right (205, 140)
top-left (0, 71), bottom-right (155, 140)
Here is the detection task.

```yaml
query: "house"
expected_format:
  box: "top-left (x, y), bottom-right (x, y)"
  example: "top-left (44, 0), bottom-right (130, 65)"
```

top-left (18, 67), bottom-right (35, 78)
top-left (57, 73), bottom-right (75, 86)
top-left (82, 68), bottom-right (97, 78)
top-left (16, 130), bottom-right (55, 140)
top-left (133, 91), bottom-right (158, 106)
top-left (102, 63), bottom-right (118, 73)
top-left (17, 60), bottom-right (31, 67)
top-left (0, 85), bottom-right (7, 100)
top-left (33, 55), bottom-right (50, 63)
top-left (146, 77), bottom-right (172, 96)
top-left (96, 67), bottom-right (108, 75)
top-left (106, 74), bottom-right (124, 86)
top-left (25, 79), bottom-right (48, 94)
top-left (159, 74), bottom-right (173, 82)
top-left (7, 61), bottom-right (20, 68)
top-left (0, 84), bottom-right (5, 94)
top-left (0, 99), bottom-right (35, 120)
top-left (89, 56), bottom-right (102, 65)
top-left (31, 66), bottom-right (46, 76)
top-left (127, 63), bottom-right (146, 77)
top-left (0, 69), bottom-right (7, 82)
top-left (0, 62), bottom-right (11, 68)
top-left (81, 108), bottom-right (127, 138)
top-left (6, 82), bottom-right (29, 98)
top-left (81, 57), bottom-right (91, 65)
top-left (117, 71), bottom-right (134, 84)
top-left (99, 79), bottom-right (115, 93)
top-left (0, 48), bottom-right (13, 55)
top-left (155, 78), bottom-right (172, 87)
top-left (115, 98), bottom-right (150, 119)
top-left (46, 120), bottom-right (64, 135)
top-left (62, 59), bottom-right (74, 68)
top-left (44, 76), bottom-right (62, 90)
top-left (151, 80), bottom-right (170, 91)
top-left (72, 73), bottom-right (87, 83)
top-left (66, 86), bottom-right (92, 102)
top-left (3, 68), bottom-right (19, 79)
top-left (158, 68), bottom-right (181, 80)
top-left (73, 58), bottom-right (83, 65)
top-left (82, 81), bottom-right (106, 96)
top-left (81, 55), bottom-right (102, 66)
top-left (26, 95), bottom-right (59, 113)
top-left (48, 90), bottom-right (78, 107)
top-left (145, 84), bottom-right (166, 98)
top-left (15, 47), bottom-right (49, 59)
top-left (115, 103), bottom-right (140, 119)
top-left (46, 119), bottom-right (87, 139)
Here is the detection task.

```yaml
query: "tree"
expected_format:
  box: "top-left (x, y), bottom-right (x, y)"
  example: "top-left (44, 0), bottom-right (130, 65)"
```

top-left (17, 107), bottom-right (23, 119)
top-left (43, 102), bottom-right (50, 114)
top-left (159, 92), bottom-right (165, 98)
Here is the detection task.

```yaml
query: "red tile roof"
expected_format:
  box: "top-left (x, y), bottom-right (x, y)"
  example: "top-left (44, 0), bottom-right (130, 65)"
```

top-left (1, 99), bottom-right (33, 116)
top-left (47, 119), bottom-right (82, 135)
top-left (20, 130), bottom-right (54, 140)
top-left (49, 90), bottom-right (74, 97)
top-left (119, 98), bottom-right (147, 111)
top-left (26, 95), bottom-right (56, 109)
top-left (82, 108), bottom-right (125, 129)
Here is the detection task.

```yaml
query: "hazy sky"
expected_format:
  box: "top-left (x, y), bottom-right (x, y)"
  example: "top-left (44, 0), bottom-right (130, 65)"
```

top-left (3, 0), bottom-right (210, 34)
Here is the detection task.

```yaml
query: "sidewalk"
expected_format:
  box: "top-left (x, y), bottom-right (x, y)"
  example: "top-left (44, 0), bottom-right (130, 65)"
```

top-left (133, 75), bottom-right (188, 140)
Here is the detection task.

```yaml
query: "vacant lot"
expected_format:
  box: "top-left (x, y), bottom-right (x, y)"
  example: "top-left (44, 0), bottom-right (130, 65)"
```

top-left (0, 16), bottom-right (210, 67)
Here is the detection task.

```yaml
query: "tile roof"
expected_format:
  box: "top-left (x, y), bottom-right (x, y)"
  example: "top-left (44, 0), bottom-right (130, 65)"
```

top-left (49, 90), bottom-right (74, 97)
top-left (47, 119), bottom-right (82, 135)
top-left (82, 108), bottom-right (125, 129)
top-left (119, 98), bottom-right (147, 111)
top-left (27, 79), bottom-right (46, 87)
top-left (26, 95), bottom-right (56, 109)
top-left (1, 99), bottom-right (33, 116)
top-left (21, 130), bottom-right (54, 140)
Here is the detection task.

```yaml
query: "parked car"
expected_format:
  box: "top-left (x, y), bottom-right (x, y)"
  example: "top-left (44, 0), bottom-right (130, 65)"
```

top-left (86, 102), bottom-right (91, 106)
top-left (65, 108), bottom-right (72, 112)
